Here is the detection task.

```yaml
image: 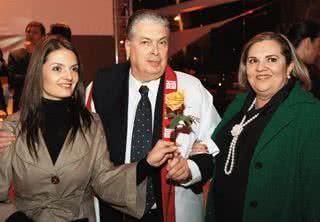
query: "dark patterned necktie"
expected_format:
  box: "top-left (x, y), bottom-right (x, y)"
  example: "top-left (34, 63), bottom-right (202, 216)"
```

top-left (131, 85), bottom-right (155, 210)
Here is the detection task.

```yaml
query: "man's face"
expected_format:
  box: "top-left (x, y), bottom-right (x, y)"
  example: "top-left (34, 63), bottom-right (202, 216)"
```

top-left (125, 19), bottom-right (169, 81)
top-left (25, 25), bottom-right (43, 45)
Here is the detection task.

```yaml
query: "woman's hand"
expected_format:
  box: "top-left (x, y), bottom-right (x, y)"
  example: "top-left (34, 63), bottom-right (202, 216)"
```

top-left (146, 140), bottom-right (178, 167)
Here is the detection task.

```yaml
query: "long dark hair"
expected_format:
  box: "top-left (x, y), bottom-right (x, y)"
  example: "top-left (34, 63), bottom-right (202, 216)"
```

top-left (19, 36), bottom-right (92, 159)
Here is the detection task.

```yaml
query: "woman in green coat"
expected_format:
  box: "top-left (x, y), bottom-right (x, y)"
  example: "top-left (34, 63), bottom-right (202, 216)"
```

top-left (206, 32), bottom-right (320, 222)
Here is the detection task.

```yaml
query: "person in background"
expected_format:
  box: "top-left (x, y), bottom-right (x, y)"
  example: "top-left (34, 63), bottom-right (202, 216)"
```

top-left (206, 32), bottom-right (320, 222)
top-left (286, 20), bottom-right (320, 98)
top-left (89, 9), bottom-right (221, 222)
top-left (0, 36), bottom-right (176, 222)
top-left (0, 48), bottom-right (8, 114)
top-left (7, 21), bottom-right (46, 112)
top-left (48, 23), bottom-right (72, 41)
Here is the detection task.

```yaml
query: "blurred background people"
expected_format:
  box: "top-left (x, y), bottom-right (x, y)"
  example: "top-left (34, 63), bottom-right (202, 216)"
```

top-left (286, 20), bottom-right (320, 98)
top-left (48, 23), bottom-right (72, 41)
top-left (7, 21), bottom-right (45, 112)
top-left (0, 48), bottom-right (8, 116)
top-left (206, 32), bottom-right (320, 222)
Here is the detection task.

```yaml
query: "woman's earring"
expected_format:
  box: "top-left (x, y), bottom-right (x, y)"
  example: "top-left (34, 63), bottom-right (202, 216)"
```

top-left (287, 74), bottom-right (291, 79)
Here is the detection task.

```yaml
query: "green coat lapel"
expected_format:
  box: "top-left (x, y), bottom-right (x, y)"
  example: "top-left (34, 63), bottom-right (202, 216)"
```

top-left (253, 83), bottom-right (316, 159)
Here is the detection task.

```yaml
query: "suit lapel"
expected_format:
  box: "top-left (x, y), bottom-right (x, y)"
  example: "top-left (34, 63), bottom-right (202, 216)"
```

top-left (252, 102), bottom-right (296, 160)
top-left (15, 130), bottom-right (53, 172)
top-left (15, 129), bottom-right (90, 172)
top-left (117, 69), bottom-right (129, 164)
top-left (54, 130), bottom-right (90, 170)
top-left (152, 75), bottom-right (165, 146)
top-left (103, 64), bottom-right (129, 165)
top-left (252, 83), bottom-right (307, 159)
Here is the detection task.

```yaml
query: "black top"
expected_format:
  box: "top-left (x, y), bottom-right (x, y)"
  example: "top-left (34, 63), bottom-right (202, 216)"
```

top-left (213, 80), bottom-right (294, 222)
top-left (40, 98), bottom-right (72, 165)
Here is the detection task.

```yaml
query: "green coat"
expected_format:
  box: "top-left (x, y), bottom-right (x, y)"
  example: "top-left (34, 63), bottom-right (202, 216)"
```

top-left (206, 83), bottom-right (320, 222)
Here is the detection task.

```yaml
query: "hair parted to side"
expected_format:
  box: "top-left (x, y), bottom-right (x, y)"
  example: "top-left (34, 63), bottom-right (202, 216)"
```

top-left (25, 21), bottom-right (46, 35)
top-left (238, 32), bottom-right (311, 91)
top-left (126, 9), bottom-right (170, 40)
top-left (19, 36), bottom-right (92, 159)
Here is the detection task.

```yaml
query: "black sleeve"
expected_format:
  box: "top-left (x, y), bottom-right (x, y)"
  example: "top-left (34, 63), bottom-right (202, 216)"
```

top-left (189, 154), bottom-right (214, 183)
top-left (6, 211), bottom-right (34, 222)
top-left (7, 53), bottom-right (16, 89)
top-left (136, 157), bottom-right (157, 185)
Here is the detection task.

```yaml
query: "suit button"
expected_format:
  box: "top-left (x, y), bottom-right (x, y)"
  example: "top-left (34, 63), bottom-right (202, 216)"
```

top-left (250, 200), bottom-right (258, 208)
top-left (51, 176), bottom-right (60, 184)
top-left (255, 162), bottom-right (263, 169)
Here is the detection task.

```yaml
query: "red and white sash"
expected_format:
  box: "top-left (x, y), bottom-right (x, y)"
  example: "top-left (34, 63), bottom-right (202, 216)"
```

top-left (161, 65), bottom-right (177, 222)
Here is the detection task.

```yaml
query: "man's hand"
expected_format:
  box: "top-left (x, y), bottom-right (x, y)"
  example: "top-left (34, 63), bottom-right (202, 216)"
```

top-left (0, 130), bottom-right (15, 152)
top-left (166, 156), bottom-right (191, 183)
top-left (146, 140), bottom-right (177, 167)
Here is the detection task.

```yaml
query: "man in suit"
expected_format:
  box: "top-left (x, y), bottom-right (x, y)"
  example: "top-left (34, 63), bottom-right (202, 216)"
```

top-left (90, 9), bottom-right (221, 222)
top-left (7, 21), bottom-right (45, 112)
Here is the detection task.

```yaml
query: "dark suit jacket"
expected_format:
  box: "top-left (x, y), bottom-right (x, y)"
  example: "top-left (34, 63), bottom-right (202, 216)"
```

top-left (7, 48), bottom-right (30, 112)
top-left (93, 63), bottom-right (164, 222)
top-left (93, 63), bottom-right (213, 222)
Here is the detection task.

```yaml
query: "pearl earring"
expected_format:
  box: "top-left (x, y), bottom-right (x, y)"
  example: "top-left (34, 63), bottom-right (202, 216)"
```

top-left (287, 74), bottom-right (291, 79)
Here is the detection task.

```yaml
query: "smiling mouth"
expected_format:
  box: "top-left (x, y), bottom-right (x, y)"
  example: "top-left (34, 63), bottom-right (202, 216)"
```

top-left (148, 60), bottom-right (161, 66)
top-left (59, 83), bottom-right (73, 88)
top-left (256, 74), bottom-right (272, 80)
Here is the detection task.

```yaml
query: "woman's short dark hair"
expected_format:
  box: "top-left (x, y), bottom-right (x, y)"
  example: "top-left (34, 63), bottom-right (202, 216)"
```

top-left (286, 20), bottom-right (320, 48)
top-left (238, 32), bottom-right (311, 90)
top-left (20, 36), bottom-right (91, 159)
top-left (49, 23), bottom-right (72, 41)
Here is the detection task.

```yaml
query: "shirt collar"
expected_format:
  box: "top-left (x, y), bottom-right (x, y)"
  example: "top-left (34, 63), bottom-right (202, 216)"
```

top-left (129, 69), bottom-right (161, 97)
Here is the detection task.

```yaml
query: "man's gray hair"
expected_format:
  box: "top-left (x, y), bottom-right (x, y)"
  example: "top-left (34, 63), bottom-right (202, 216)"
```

top-left (126, 9), bottom-right (170, 39)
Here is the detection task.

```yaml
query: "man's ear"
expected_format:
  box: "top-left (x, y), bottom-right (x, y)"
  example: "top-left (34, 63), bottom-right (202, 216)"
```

top-left (125, 40), bottom-right (130, 60)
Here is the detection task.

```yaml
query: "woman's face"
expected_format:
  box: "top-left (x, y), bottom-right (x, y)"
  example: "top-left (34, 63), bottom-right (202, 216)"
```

top-left (42, 48), bottom-right (79, 100)
top-left (246, 39), bottom-right (294, 100)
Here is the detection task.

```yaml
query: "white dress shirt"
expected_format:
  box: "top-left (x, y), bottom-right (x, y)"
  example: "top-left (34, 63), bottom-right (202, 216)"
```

top-left (125, 73), bottom-right (160, 163)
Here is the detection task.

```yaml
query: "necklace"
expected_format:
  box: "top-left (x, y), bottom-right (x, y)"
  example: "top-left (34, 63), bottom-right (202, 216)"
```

top-left (224, 98), bottom-right (259, 175)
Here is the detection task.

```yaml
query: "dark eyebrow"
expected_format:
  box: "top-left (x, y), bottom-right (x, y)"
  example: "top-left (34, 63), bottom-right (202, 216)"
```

top-left (71, 64), bottom-right (79, 68)
top-left (266, 55), bottom-right (280, 58)
top-left (49, 63), bottom-right (78, 67)
top-left (49, 63), bottom-right (64, 67)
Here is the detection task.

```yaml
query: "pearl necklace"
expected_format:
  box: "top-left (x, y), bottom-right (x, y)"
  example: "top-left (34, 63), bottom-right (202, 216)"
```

top-left (224, 98), bottom-right (259, 175)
